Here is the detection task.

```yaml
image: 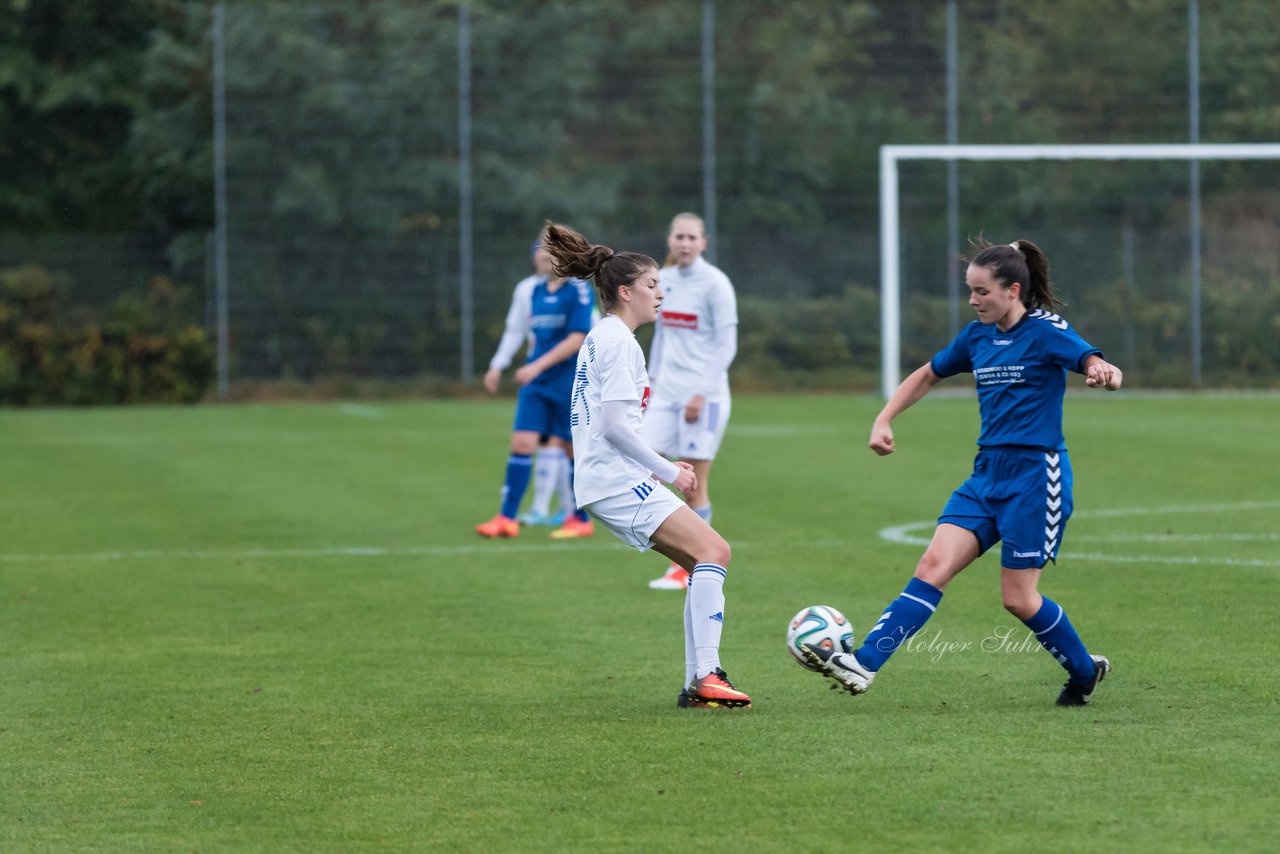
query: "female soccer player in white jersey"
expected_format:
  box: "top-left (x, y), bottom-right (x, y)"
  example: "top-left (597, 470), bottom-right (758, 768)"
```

top-left (803, 238), bottom-right (1123, 707)
top-left (475, 233), bottom-right (596, 540)
top-left (542, 221), bottom-right (752, 710)
top-left (642, 212), bottom-right (739, 591)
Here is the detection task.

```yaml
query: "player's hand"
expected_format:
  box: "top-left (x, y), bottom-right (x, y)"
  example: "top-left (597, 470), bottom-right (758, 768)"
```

top-left (1085, 360), bottom-right (1123, 391)
top-left (869, 421), bottom-right (895, 456)
top-left (514, 363), bottom-right (540, 386)
top-left (683, 394), bottom-right (705, 423)
top-left (483, 368), bottom-right (501, 394)
top-left (670, 461), bottom-right (697, 494)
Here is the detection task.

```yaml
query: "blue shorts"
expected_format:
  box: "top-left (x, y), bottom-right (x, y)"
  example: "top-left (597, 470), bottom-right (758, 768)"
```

top-left (938, 447), bottom-right (1074, 570)
top-left (512, 381), bottom-right (572, 443)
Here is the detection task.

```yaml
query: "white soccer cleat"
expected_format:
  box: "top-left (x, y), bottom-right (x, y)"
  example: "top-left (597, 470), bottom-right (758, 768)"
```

top-left (801, 643), bottom-right (875, 695)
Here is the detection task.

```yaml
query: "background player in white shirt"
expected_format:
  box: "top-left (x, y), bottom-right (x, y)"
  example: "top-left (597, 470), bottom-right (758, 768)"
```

top-left (542, 220), bottom-right (752, 710)
top-left (643, 212), bottom-right (739, 591)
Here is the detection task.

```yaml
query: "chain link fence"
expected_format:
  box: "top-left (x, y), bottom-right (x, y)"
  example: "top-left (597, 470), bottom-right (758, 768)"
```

top-left (4, 0), bottom-right (1277, 393)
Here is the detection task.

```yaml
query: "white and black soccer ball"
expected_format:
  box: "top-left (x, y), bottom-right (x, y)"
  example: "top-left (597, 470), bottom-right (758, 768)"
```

top-left (786, 605), bottom-right (855, 671)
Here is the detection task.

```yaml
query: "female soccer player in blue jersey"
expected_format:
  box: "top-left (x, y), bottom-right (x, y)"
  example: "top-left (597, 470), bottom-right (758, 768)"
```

top-left (541, 221), bottom-right (752, 709)
top-left (475, 233), bottom-right (597, 540)
top-left (804, 238), bottom-right (1123, 706)
top-left (483, 239), bottom-right (598, 529)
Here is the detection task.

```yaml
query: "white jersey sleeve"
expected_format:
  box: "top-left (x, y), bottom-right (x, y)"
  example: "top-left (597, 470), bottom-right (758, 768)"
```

top-left (487, 276), bottom-right (539, 371)
top-left (600, 400), bottom-right (680, 484)
top-left (570, 316), bottom-right (671, 506)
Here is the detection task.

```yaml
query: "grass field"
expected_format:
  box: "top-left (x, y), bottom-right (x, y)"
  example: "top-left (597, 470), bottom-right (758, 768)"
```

top-left (3, 392), bottom-right (1278, 852)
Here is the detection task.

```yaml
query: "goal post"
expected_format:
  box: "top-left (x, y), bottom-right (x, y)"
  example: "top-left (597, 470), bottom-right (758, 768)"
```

top-left (879, 143), bottom-right (1280, 398)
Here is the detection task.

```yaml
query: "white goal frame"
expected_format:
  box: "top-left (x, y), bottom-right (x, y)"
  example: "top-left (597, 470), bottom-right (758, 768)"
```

top-left (879, 143), bottom-right (1280, 397)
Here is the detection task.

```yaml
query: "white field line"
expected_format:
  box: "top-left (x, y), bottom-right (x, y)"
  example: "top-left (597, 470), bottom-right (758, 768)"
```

top-left (4, 500), bottom-right (1277, 568)
top-left (0, 542), bottom-right (627, 563)
top-left (877, 499), bottom-right (1280, 568)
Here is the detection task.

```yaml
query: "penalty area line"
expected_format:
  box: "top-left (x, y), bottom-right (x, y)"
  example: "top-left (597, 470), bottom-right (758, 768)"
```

top-left (878, 499), bottom-right (1280, 568)
top-left (0, 541), bottom-right (628, 564)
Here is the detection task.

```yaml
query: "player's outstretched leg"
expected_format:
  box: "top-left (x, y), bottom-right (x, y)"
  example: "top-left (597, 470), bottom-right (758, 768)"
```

top-left (801, 643), bottom-right (876, 695)
top-left (802, 577), bottom-right (944, 695)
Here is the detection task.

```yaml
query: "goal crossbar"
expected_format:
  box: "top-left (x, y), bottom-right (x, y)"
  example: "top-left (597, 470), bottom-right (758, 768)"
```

top-left (879, 142), bottom-right (1280, 397)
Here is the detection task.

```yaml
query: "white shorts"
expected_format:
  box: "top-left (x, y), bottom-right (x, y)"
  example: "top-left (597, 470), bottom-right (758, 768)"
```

top-left (641, 396), bottom-right (731, 460)
top-left (587, 481), bottom-right (687, 553)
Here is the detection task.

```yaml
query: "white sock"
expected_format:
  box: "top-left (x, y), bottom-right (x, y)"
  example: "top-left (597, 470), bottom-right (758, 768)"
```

top-left (689, 563), bottom-right (726, 678)
top-left (557, 453), bottom-right (575, 513)
top-left (530, 447), bottom-right (563, 516)
top-left (693, 504), bottom-right (712, 524)
top-left (683, 589), bottom-right (697, 688)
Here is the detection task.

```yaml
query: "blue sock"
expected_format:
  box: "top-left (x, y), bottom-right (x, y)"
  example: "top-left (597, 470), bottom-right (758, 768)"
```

top-left (854, 577), bottom-right (944, 672)
top-left (693, 504), bottom-right (712, 524)
top-left (1022, 597), bottom-right (1096, 684)
top-left (567, 458), bottom-right (589, 522)
top-left (499, 453), bottom-right (533, 519)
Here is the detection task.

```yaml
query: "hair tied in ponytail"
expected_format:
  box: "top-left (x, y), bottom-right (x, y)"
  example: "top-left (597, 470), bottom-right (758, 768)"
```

top-left (1009, 241), bottom-right (1022, 255)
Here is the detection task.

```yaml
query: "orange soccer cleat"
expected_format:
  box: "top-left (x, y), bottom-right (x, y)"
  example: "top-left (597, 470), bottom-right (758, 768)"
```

top-left (475, 514), bottom-right (520, 538)
top-left (648, 564), bottom-right (690, 590)
top-left (686, 669), bottom-right (752, 708)
top-left (548, 515), bottom-right (594, 539)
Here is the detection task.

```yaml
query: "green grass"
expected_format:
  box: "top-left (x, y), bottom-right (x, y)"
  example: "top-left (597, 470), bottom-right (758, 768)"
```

top-left (2, 393), bottom-right (1278, 851)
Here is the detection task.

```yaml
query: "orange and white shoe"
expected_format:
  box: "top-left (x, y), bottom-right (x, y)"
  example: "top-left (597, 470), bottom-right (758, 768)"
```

top-left (687, 668), bottom-right (752, 708)
top-left (549, 515), bottom-right (594, 539)
top-left (475, 514), bottom-right (520, 538)
top-left (648, 564), bottom-right (690, 590)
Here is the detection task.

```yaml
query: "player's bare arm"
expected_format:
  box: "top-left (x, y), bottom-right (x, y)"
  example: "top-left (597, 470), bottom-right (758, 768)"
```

top-left (515, 331), bottom-right (586, 385)
top-left (870, 362), bottom-right (942, 456)
top-left (1082, 354), bottom-right (1123, 391)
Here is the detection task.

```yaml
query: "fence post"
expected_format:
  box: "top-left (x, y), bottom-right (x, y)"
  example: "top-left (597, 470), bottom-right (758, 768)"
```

top-left (1188, 0), bottom-right (1202, 384)
top-left (945, 0), bottom-right (960, 335)
top-left (212, 2), bottom-right (230, 397)
top-left (458, 1), bottom-right (474, 383)
top-left (702, 0), bottom-right (717, 262)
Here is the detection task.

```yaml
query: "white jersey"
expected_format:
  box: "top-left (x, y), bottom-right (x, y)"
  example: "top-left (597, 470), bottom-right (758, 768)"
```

top-left (487, 275), bottom-right (540, 371)
top-left (651, 257), bottom-right (738, 402)
top-left (569, 315), bottom-right (654, 506)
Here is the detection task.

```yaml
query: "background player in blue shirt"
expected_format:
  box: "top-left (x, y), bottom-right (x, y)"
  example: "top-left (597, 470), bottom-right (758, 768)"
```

top-left (804, 238), bottom-right (1123, 706)
top-left (476, 234), bottom-right (597, 540)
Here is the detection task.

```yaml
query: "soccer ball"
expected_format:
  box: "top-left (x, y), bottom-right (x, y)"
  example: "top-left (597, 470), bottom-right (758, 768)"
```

top-left (786, 605), bottom-right (855, 671)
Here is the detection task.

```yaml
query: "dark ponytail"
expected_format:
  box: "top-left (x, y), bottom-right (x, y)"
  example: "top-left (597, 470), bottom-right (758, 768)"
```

top-left (542, 221), bottom-right (657, 311)
top-left (968, 237), bottom-right (1062, 311)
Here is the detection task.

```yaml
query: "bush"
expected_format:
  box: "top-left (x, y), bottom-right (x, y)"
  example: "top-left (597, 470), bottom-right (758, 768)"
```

top-left (0, 266), bottom-right (214, 405)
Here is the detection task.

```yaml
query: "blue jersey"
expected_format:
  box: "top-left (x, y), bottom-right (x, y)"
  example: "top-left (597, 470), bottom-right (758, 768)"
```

top-left (931, 309), bottom-right (1101, 451)
top-left (527, 278), bottom-right (595, 392)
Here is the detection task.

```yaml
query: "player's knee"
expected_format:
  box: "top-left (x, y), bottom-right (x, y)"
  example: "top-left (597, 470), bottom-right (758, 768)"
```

top-left (1001, 592), bottom-right (1038, 620)
top-left (913, 550), bottom-right (951, 587)
top-left (510, 434), bottom-right (539, 455)
top-left (699, 534), bottom-right (731, 568)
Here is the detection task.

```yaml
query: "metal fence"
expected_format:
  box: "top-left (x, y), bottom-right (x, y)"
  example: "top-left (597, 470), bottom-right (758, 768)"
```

top-left (5, 0), bottom-right (1276, 393)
